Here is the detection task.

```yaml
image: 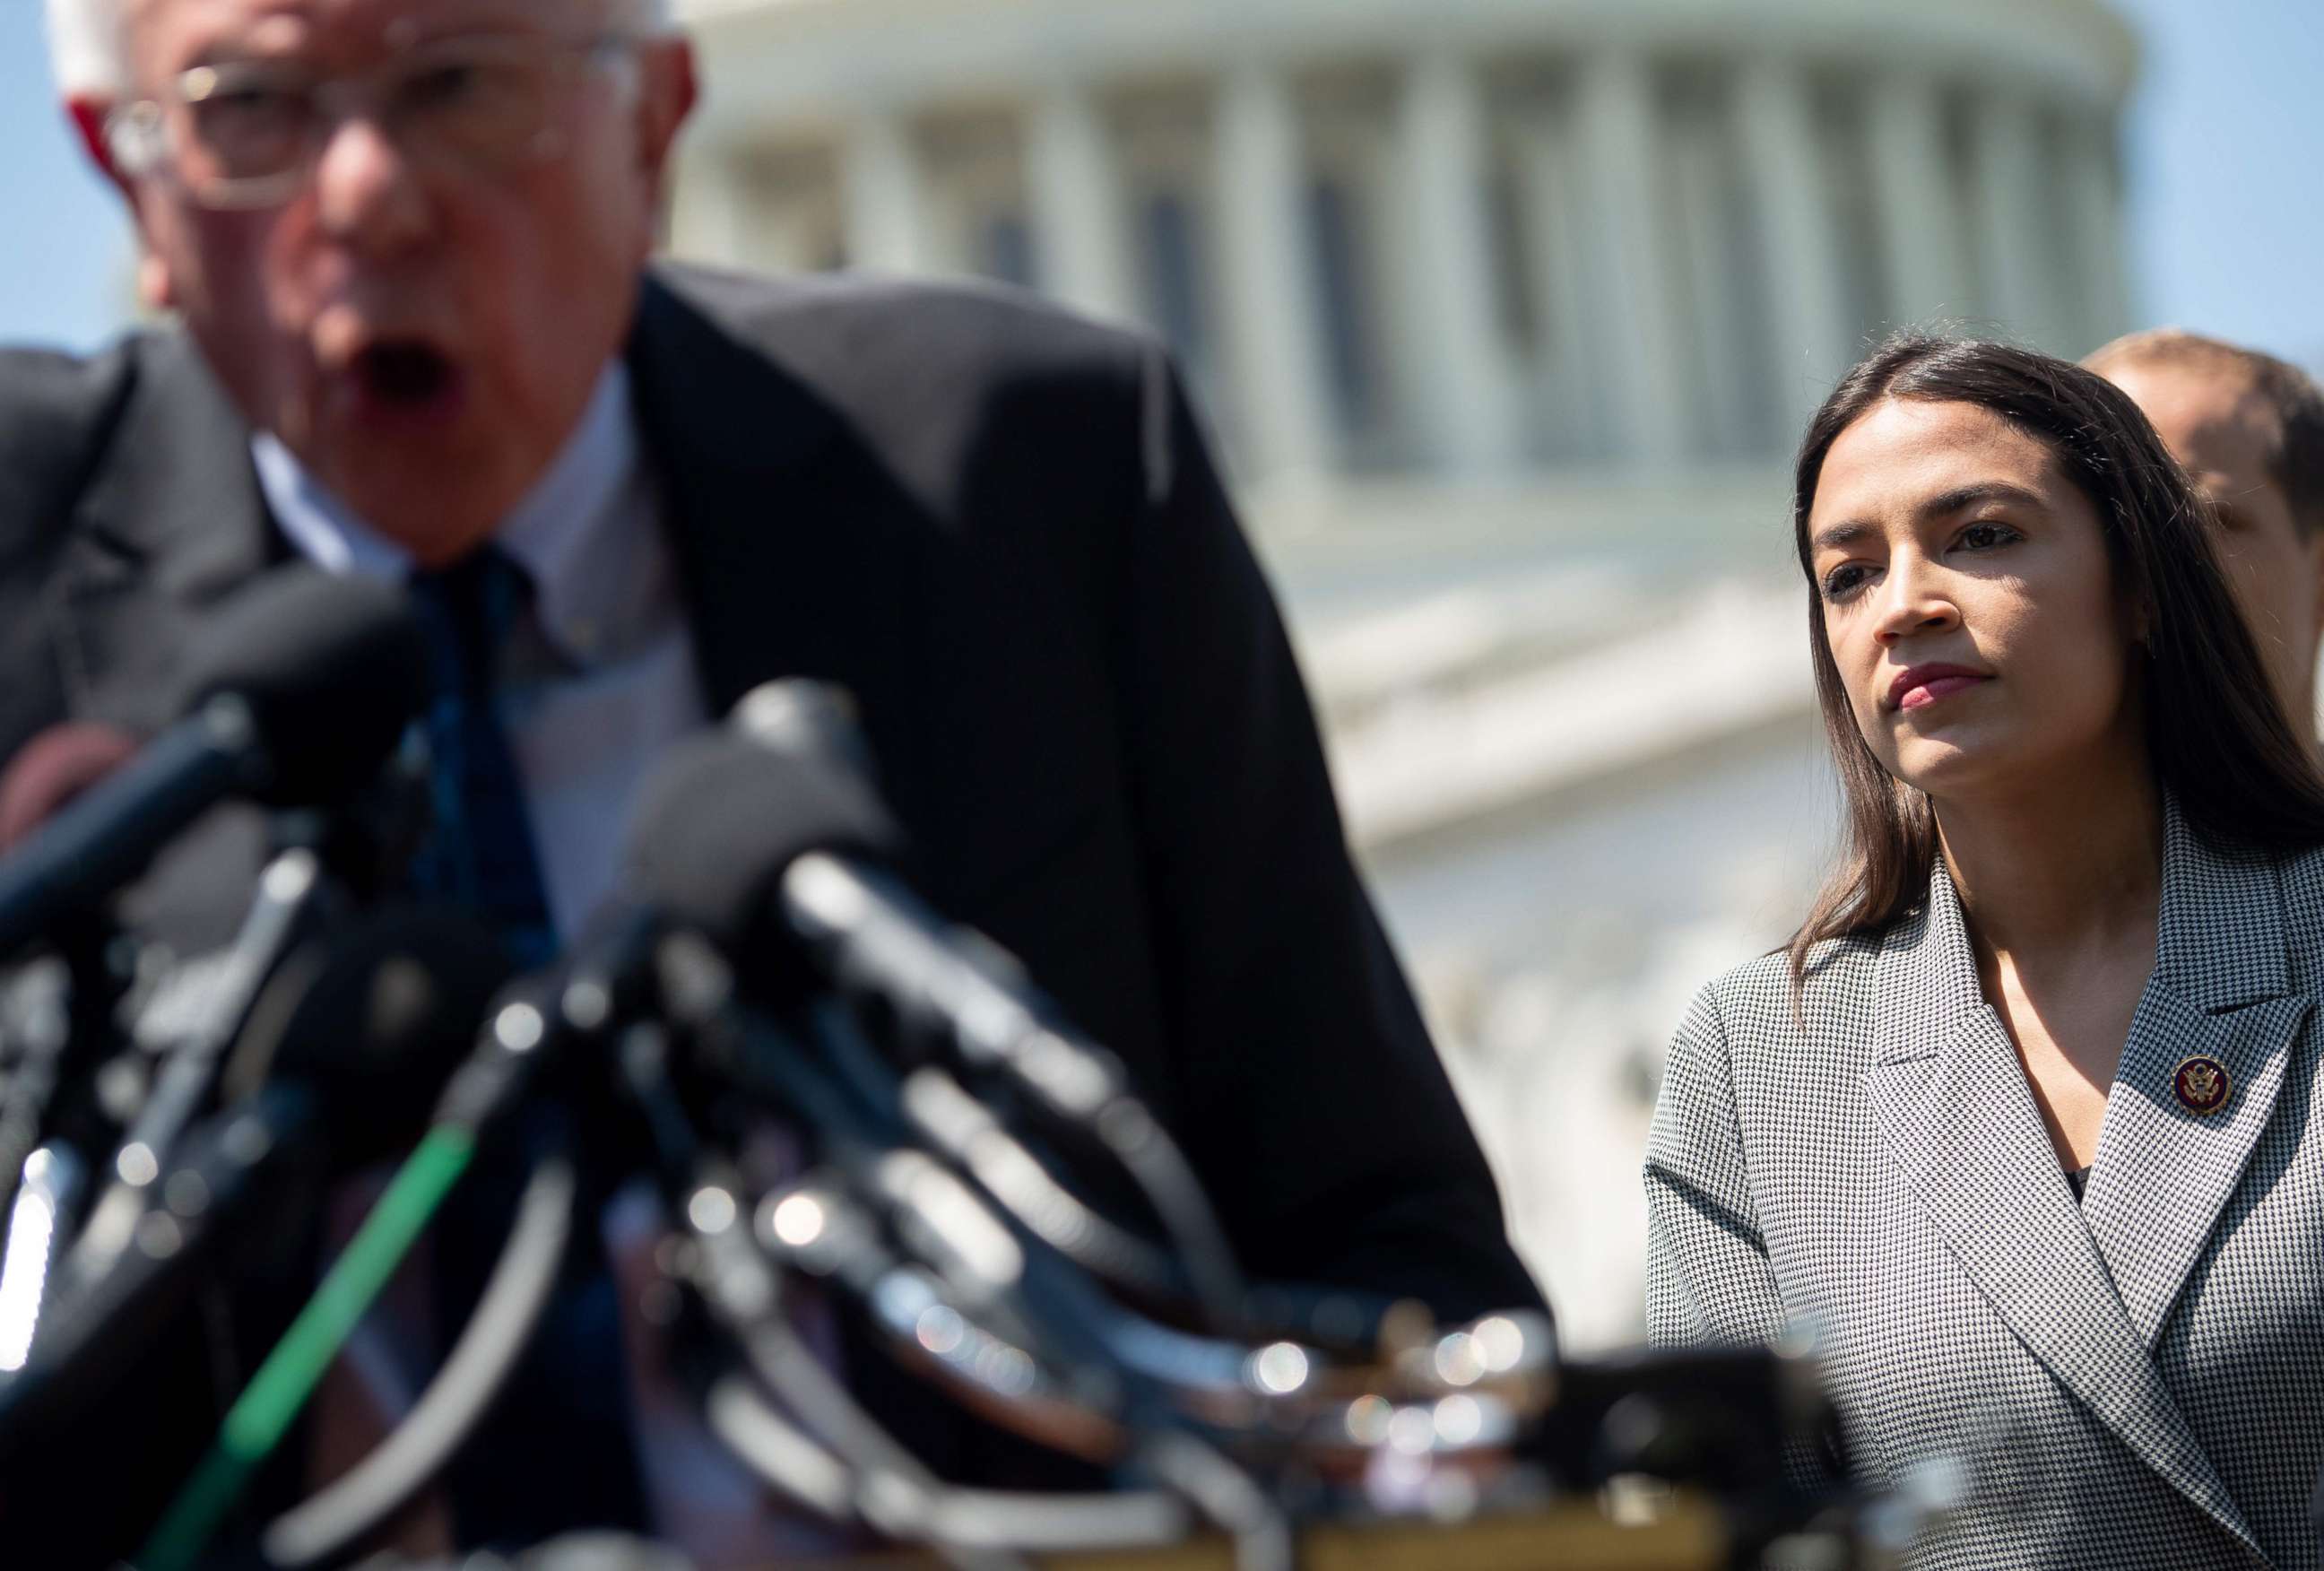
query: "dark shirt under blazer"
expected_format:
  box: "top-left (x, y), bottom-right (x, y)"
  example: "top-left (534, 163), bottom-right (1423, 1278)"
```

top-left (1646, 802), bottom-right (2324, 1569)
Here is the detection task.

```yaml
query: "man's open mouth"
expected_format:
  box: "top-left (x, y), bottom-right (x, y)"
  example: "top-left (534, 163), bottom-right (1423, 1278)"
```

top-left (351, 342), bottom-right (459, 408)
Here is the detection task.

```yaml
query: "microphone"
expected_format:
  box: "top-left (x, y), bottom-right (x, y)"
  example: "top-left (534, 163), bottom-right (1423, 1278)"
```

top-left (626, 724), bottom-right (1119, 1119)
top-left (624, 683), bottom-right (1246, 1325)
top-left (0, 724), bottom-right (140, 855)
top-left (0, 907), bottom-right (509, 1458)
top-left (217, 907), bottom-right (517, 1166)
top-left (0, 567), bottom-right (429, 962)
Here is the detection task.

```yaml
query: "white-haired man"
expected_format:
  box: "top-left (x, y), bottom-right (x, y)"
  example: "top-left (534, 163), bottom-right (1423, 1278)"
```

top-left (4, 0), bottom-right (1541, 1560)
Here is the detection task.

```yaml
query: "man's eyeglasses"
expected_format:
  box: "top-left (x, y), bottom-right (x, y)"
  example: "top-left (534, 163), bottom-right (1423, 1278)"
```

top-left (105, 34), bottom-right (639, 211)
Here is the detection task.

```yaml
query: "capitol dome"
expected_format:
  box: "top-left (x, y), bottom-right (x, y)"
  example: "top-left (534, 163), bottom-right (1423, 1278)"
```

top-left (669, 0), bottom-right (2138, 489)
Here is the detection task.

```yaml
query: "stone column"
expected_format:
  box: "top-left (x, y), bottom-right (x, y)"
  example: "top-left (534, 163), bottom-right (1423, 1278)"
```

top-left (1736, 58), bottom-right (1853, 432)
top-left (2060, 108), bottom-right (2130, 353)
top-left (1867, 73), bottom-right (1974, 326)
top-left (842, 108), bottom-right (926, 273)
top-left (1511, 111), bottom-right (1596, 460)
top-left (1667, 120), bottom-right (1754, 456)
top-left (1574, 49), bottom-right (1688, 470)
top-left (1214, 63), bottom-right (1333, 482)
top-left (1027, 82), bottom-right (1137, 320)
top-left (1967, 91), bottom-right (2056, 347)
top-left (1393, 52), bottom-right (1522, 476)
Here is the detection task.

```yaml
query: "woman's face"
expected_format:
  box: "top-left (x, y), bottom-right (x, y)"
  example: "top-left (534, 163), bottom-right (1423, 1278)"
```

top-left (1807, 397), bottom-right (2143, 803)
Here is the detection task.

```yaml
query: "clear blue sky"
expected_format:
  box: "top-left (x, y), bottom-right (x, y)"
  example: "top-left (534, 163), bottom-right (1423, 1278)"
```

top-left (1, 0), bottom-right (2320, 368)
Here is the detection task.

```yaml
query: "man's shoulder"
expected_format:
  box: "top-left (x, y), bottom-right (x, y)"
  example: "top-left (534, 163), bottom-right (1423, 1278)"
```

top-left (648, 263), bottom-right (1159, 401)
top-left (637, 265), bottom-right (1185, 525)
top-left (0, 338), bottom-right (143, 463)
top-left (0, 337), bottom-right (151, 554)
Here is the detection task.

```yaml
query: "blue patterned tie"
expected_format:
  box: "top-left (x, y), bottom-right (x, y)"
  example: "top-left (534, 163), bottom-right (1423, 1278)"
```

top-left (405, 546), bottom-right (648, 1545)
top-left (407, 547), bottom-right (558, 968)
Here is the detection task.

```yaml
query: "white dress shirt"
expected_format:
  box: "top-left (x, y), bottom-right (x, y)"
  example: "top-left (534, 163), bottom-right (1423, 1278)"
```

top-left (254, 365), bottom-right (710, 937)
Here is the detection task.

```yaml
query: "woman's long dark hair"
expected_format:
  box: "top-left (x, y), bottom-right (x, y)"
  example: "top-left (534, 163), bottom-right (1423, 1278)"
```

top-left (1787, 333), bottom-right (2324, 986)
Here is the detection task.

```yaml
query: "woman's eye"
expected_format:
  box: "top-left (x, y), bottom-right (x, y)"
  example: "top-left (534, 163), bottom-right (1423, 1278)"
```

top-left (1821, 563), bottom-right (1870, 600)
top-left (1956, 522), bottom-right (2020, 552)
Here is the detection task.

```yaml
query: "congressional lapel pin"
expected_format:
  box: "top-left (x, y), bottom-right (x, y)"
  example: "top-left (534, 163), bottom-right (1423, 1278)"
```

top-left (2172, 1055), bottom-right (2232, 1116)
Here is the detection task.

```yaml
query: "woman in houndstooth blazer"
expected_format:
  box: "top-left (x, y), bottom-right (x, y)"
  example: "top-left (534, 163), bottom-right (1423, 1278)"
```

top-left (1646, 335), bottom-right (2324, 1570)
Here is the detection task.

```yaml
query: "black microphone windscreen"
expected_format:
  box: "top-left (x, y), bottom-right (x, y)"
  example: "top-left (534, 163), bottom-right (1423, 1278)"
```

top-left (626, 733), bottom-right (904, 947)
top-left (178, 566), bottom-right (429, 806)
top-left (730, 681), bottom-right (881, 785)
top-left (223, 907), bottom-right (514, 1165)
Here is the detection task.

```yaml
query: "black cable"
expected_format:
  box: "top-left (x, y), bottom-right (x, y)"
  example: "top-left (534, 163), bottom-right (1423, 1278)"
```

top-left (705, 1374), bottom-right (1191, 1554)
top-left (1087, 1092), bottom-right (1244, 1330)
top-left (698, 1371), bottom-right (854, 1521)
top-left (724, 1011), bottom-right (1145, 1392)
top-left (827, 872), bottom-right (1248, 1331)
top-left (258, 1148), bottom-right (578, 1567)
top-left (1136, 1432), bottom-right (1294, 1571)
top-left (811, 1006), bottom-right (1184, 1301)
top-left (704, 1169), bottom-right (1211, 1559)
top-left (665, 948), bottom-right (1296, 1559)
top-left (712, 992), bottom-right (1276, 1413)
top-left (747, 1182), bottom-right (1279, 1571)
top-left (613, 1008), bottom-right (1025, 1571)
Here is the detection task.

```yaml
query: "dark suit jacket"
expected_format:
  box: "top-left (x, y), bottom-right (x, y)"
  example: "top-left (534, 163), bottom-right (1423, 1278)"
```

top-left (0, 265), bottom-right (1540, 1549)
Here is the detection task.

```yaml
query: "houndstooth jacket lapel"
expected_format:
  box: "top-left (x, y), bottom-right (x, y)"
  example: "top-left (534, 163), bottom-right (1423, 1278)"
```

top-left (1858, 857), bottom-right (2264, 1559)
top-left (2082, 800), bottom-right (2313, 1346)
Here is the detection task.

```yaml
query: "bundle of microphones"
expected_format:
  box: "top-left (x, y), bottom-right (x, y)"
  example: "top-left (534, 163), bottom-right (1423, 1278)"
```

top-left (0, 569), bottom-right (1884, 1571)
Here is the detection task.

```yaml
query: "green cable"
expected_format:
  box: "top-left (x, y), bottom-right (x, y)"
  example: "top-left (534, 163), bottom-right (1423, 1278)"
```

top-left (136, 1125), bottom-right (478, 1571)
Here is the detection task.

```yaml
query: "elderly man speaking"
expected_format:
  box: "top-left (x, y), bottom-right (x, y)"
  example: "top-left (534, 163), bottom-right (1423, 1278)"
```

top-left (4, 0), bottom-right (1541, 1558)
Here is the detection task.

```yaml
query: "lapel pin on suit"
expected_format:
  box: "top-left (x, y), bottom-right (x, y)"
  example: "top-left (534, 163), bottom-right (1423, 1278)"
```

top-left (2172, 1055), bottom-right (2233, 1116)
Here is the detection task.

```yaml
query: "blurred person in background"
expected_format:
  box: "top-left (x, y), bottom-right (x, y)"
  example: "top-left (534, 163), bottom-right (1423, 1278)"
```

top-left (1, 0), bottom-right (1539, 1558)
top-left (1646, 334), bottom-right (2324, 1568)
top-left (2089, 328), bottom-right (2324, 736)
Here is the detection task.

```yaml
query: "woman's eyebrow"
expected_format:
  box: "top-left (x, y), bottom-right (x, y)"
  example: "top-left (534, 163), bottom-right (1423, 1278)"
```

top-left (1811, 480), bottom-right (2048, 553)
top-left (1809, 520), bottom-right (1877, 553)
top-left (1917, 480), bottom-right (2048, 520)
